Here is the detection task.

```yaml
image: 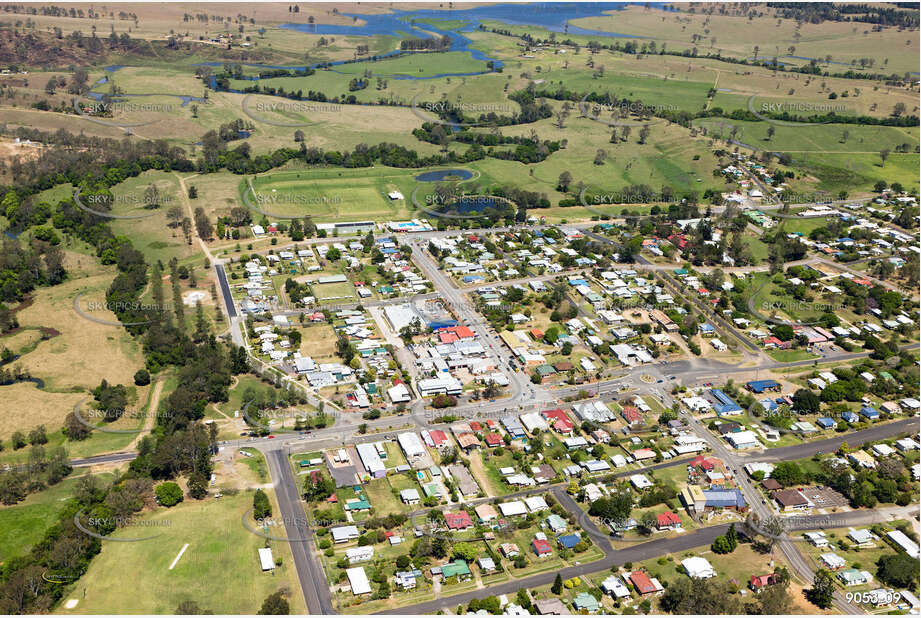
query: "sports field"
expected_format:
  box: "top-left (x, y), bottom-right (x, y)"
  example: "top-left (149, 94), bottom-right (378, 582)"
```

top-left (56, 491), bottom-right (305, 615)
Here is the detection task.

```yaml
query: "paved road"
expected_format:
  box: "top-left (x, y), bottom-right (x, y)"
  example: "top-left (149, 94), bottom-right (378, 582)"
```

top-left (739, 417), bottom-right (919, 463)
top-left (265, 449), bottom-right (335, 615)
top-left (70, 452), bottom-right (138, 467)
top-left (214, 264), bottom-right (237, 318)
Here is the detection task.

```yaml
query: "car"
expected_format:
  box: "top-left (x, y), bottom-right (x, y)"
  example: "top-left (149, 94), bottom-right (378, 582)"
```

top-left (268, 435), bottom-right (276, 439)
top-left (657, 379), bottom-right (663, 383)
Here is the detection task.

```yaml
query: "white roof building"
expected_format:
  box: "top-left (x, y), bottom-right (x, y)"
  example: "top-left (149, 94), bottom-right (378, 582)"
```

top-left (332, 525), bottom-right (360, 543)
top-left (258, 547), bottom-right (275, 571)
top-left (499, 501), bottom-right (528, 517)
top-left (397, 432), bottom-right (426, 459)
top-left (682, 556), bottom-right (716, 579)
top-left (524, 496), bottom-right (549, 512)
top-left (346, 567), bottom-right (372, 595)
top-left (346, 546), bottom-right (374, 563)
top-left (630, 474), bottom-right (653, 489)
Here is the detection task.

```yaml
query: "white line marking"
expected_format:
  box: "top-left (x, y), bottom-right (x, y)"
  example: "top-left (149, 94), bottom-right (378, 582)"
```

top-left (168, 543), bottom-right (189, 570)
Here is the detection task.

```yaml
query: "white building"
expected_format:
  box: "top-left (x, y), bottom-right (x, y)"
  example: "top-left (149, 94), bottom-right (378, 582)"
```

top-left (682, 556), bottom-right (716, 579)
top-left (346, 567), bottom-right (372, 595)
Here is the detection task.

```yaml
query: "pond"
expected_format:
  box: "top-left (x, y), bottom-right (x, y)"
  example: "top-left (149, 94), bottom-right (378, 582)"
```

top-left (414, 169), bottom-right (474, 182)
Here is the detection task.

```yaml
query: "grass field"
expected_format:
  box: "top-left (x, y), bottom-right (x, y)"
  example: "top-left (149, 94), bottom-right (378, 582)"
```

top-left (0, 471), bottom-right (113, 562)
top-left (56, 490), bottom-right (304, 614)
top-left (247, 166), bottom-right (420, 222)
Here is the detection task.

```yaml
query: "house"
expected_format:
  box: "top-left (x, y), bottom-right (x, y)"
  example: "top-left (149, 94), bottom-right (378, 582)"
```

top-left (847, 529), bottom-right (877, 546)
top-left (400, 488), bottom-right (421, 505)
top-left (819, 552), bottom-right (847, 570)
top-left (804, 531), bottom-right (828, 547)
top-left (475, 504), bottom-right (498, 522)
top-left (499, 501), bottom-right (528, 517)
top-left (859, 406), bottom-right (880, 420)
top-left (531, 539), bottom-right (553, 557)
top-left (347, 567), bottom-right (372, 595)
top-left (629, 571), bottom-right (664, 596)
top-left (838, 568), bottom-right (872, 586)
top-left (524, 496), bottom-right (549, 513)
top-left (887, 530), bottom-right (920, 558)
top-left (557, 533), bottom-right (581, 549)
top-left (445, 511), bottom-right (473, 530)
top-left (546, 514), bottom-right (567, 533)
top-left (332, 525), bottom-right (360, 543)
top-left (499, 543), bottom-right (520, 558)
top-left (478, 556), bottom-right (496, 573)
top-left (630, 474), bottom-right (654, 489)
top-left (746, 379), bottom-right (781, 394)
top-left (656, 511), bottom-right (682, 531)
top-left (871, 443), bottom-right (895, 458)
top-left (573, 592), bottom-right (600, 613)
top-left (682, 556), bottom-right (716, 579)
top-left (394, 570), bottom-right (420, 590)
top-left (774, 489), bottom-right (810, 511)
top-left (749, 573), bottom-right (781, 592)
top-left (848, 450), bottom-right (876, 469)
top-left (485, 433), bottom-right (503, 448)
top-left (441, 559), bottom-right (472, 581)
top-left (345, 546), bottom-right (374, 564)
top-left (600, 575), bottom-right (631, 599)
top-left (534, 598), bottom-right (568, 615)
top-left (726, 431), bottom-right (759, 449)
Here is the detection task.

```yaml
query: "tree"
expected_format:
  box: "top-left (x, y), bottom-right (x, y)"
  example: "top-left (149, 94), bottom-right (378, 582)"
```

top-left (711, 535), bottom-right (733, 554)
top-left (551, 573), bottom-right (563, 595)
top-left (807, 569), bottom-right (835, 609)
top-left (253, 488), bottom-right (272, 519)
top-left (879, 148), bottom-right (890, 165)
top-left (63, 411), bottom-right (91, 441)
top-left (660, 577), bottom-right (742, 614)
top-left (770, 461), bottom-right (805, 487)
top-left (756, 581), bottom-right (792, 614)
top-left (11, 431), bottom-right (26, 450)
top-left (258, 591), bottom-right (290, 615)
top-left (452, 542), bottom-right (478, 562)
top-left (187, 473), bottom-right (208, 500)
top-left (176, 600), bottom-right (213, 614)
top-left (557, 171), bottom-right (573, 192)
top-left (155, 481), bottom-right (184, 507)
top-left (134, 368), bottom-right (151, 386)
top-left (28, 426), bottom-right (48, 445)
top-left (792, 388), bottom-right (821, 414)
top-left (876, 553), bottom-right (920, 589)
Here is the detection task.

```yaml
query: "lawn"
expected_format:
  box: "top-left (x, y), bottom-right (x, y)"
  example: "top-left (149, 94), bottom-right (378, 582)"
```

top-left (56, 491), bottom-right (305, 614)
top-left (766, 349), bottom-right (821, 363)
top-left (0, 471), bottom-right (113, 561)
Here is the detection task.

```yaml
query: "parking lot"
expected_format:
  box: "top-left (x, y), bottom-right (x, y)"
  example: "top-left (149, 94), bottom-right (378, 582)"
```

top-left (800, 485), bottom-right (850, 509)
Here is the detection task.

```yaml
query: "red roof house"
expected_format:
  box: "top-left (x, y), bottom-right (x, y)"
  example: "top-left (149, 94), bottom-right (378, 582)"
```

top-left (531, 539), bottom-right (553, 557)
top-left (445, 511), bottom-right (473, 530)
top-left (621, 406), bottom-right (643, 424)
top-left (750, 573), bottom-right (780, 591)
top-left (656, 511), bottom-right (682, 530)
top-left (484, 433), bottom-right (503, 447)
top-left (468, 421), bottom-right (483, 432)
top-left (430, 430), bottom-right (449, 447)
top-left (629, 571), bottom-right (658, 596)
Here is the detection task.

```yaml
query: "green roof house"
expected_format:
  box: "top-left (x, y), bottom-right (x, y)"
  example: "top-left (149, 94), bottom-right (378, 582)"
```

top-left (573, 592), bottom-right (600, 613)
top-left (442, 559), bottom-right (472, 581)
